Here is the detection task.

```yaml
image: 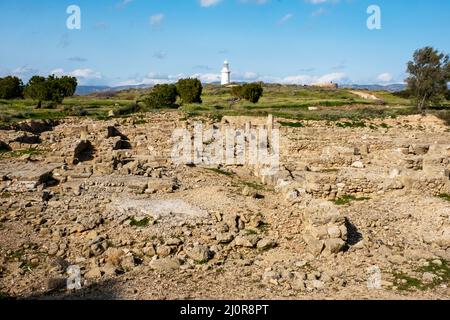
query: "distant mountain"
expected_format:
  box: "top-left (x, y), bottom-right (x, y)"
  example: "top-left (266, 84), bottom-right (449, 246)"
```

top-left (76, 86), bottom-right (112, 95)
top-left (76, 84), bottom-right (153, 95)
top-left (76, 83), bottom-right (409, 96)
top-left (340, 83), bottom-right (406, 92)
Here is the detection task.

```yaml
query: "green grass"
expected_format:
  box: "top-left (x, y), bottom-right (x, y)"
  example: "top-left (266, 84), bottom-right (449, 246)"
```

top-left (393, 272), bottom-right (423, 291)
top-left (437, 194), bottom-right (450, 202)
top-left (0, 292), bottom-right (11, 300)
top-left (6, 249), bottom-right (24, 260)
top-left (0, 97), bottom-right (138, 126)
top-left (129, 217), bottom-right (150, 227)
top-left (19, 261), bottom-right (37, 273)
top-left (2, 85), bottom-right (447, 126)
top-left (336, 121), bottom-right (366, 128)
top-left (205, 168), bottom-right (234, 177)
top-left (242, 181), bottom-right (266, 191)
top-left (278, 121), bottom-right (305, 128)
top-left (257, 222), bottom-right (271, 233)
top-left (393, 260), bottom-right (450, 291)
top-left (1, 192), bottom-right (11, 199)
top-left (319, 168), bottom-right (340, 173)
top-left (0, 147), bottom-right (45, 159)
top-left (244, 229), bottom-right (258, 235)
top-left (333, 195), bottom-right (371, 205)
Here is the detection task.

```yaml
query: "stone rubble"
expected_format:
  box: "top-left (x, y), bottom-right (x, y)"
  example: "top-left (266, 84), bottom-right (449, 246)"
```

top-left (0, 112), bottom-right (449, 299)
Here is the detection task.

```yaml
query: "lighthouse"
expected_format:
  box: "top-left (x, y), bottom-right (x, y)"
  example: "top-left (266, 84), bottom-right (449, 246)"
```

top-left (221, 60), bottom-right (231, 85)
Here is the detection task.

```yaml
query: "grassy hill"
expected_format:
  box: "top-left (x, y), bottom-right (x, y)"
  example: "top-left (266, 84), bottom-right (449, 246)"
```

top-left (0, 84), bottom-right (448, 126)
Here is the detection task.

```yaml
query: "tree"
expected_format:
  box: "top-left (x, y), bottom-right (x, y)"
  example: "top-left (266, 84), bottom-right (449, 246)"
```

top-left (176, 78), bottom-right (202, 104)
top-left (24, 76), bottom-right (49, 106)
top-left (58, 76), bottom-right (78, 98)
top-left (0, 76), bottom-right (24, 99)
top-left (144, 84), bottom-right (178, 109)
top-left (406, 47), bottom-right (450, 112)
top-left (240, 83), bottom-right (264, 103)
top-left (24, 75), bottom-right (78, 105)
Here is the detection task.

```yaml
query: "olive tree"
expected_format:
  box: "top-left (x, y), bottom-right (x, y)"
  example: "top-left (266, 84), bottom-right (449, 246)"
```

top-left (406, 47), bottom-right (450, 112)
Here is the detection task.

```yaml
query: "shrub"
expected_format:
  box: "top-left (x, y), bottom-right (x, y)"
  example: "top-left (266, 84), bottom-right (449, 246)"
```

top-left (144, 84), bottom-right (178, 109)
top-left (240, 83), bottom-right (264, 103)
top-left (116, 102), bottom-right (141, 115)
top-left (406, 47), bottom-right (450, 111)
top-left (0, 76), bottom-right (23, 99)
top-left (231, 85), bottom-right (244, 99)
top-left (24, 75), bottom-right (77, 104)
top-left (176, 78), bottom-right (202, 104)
top-left (393, 89), bottom-right (413, 99)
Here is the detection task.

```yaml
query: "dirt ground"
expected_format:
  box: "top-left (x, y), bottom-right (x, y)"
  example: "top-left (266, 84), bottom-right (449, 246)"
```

top-left (0, 112), bottom-right (449, 300)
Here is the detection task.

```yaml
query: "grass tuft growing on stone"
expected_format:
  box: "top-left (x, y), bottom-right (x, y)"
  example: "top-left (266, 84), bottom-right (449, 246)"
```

top-left (0, 147), bottom-right (44, 159)
top-left (333, 195), bottom-right (370, 205)
top-left (278, 121), bottom-right (304, 128)
top-left (129, 217), bottom-right (150, 227)
top-left (393, 260), bottom-right (450, 291)
top-left (206, 168), bottom-right (234, 177)
top-left (437, 194), bottom-right (450, 202)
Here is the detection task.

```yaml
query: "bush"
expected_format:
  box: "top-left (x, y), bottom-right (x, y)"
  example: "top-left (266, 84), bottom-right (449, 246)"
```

top-left (241, 83), bottom-right (264, 103)
top-left (144, 84), bottom-right (178, 109)
top-left (231, 85), bottom-right (244, 99)
top-left (176, 78), bottom-right (202, 104)
top-left (116, 102), bottom-right (141, 115)
top-left (0, 76), bottom-right (23, 99)
top-left (393, 89), bottom-right (413, 99)
top-left (24, 75), bottom-right (77, 104)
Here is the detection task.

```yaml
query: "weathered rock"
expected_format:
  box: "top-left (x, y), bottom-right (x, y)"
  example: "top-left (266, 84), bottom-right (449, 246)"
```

top-left (120, 254), bottom-right (136, 270)
top-left (45, 277), bottom-right (67, 292)
top-left (235, 234), bottom-right (260, 248)
top-left (105, 248), bottom-right (125, 267)
top-left (149, 258), bottom-right (181, 272)
top-left (156, 245), bottom-right (172, 258)
top-left (85, 266), bottom-right (103, 279)
top-left (303, 234), bottom-right (324, 256)
top-left (143, 245), bottom-right (156, 257)
top-left (256, 238), bottom-right (277, 251)
top-left (324, 238), bottom-right (346, 254)
top-left (351, 161), bottom-right (365, 169)
top-left (186, 245), bottom-right (211, 262)
top-left (262, 270), bottom-right (281, 285)
top-left (216, 233), bottom-right (235, 244)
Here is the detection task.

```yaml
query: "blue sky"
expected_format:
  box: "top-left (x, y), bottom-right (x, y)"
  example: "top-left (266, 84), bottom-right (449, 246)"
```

top-left (0, 0), bottom-right (449, 86)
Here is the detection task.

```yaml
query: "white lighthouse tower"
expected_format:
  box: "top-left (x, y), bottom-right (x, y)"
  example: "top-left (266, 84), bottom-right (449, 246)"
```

top-left (221, 60), bottom-right (231, 85)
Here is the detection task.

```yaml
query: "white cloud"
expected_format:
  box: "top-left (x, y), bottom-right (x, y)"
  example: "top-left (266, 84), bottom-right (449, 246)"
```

top-left (377, 73), bottom-right (393, 83)
top-left (51, 68), bottom-right (102, 85)
top-left (12, 66), bottom-right (39, 77)
top-left (150, 13), bottom-right (164, 27)
top-left (305, 0), bottom-right (339, 4)
top-left (153, 51), bottom-right (167, 59)
top-left (239, 0), bottom-right (269, 4)
top-left (192, 73), bottom-right (221, 83)
top-left (200, 0), bottom-right (222, 7)
top-left (312, 8), bottom-right (326, 17)
top-left (278, 13), bottom-right (293, 25)
top-left (112, 71), bottom-right (349, 87)
top-left (116, 0), bottom-right (133, 10)
top-left (316, 72), bottom-right (346, 84)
